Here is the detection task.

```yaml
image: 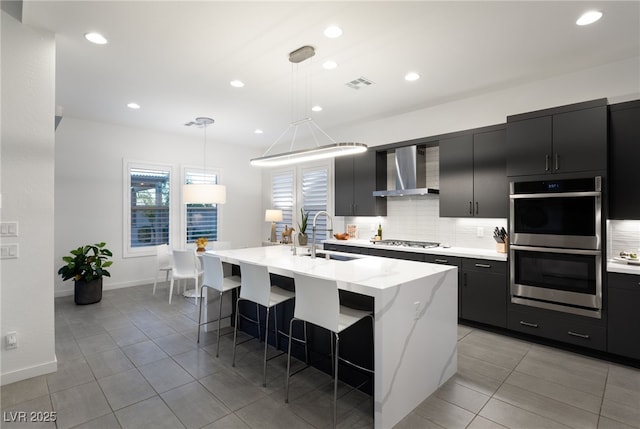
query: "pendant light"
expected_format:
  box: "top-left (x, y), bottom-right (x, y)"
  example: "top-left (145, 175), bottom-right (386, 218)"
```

top-left (250, 45), bottom-right (367, 167)
top-left (183, 117), bottom-right (226, 204)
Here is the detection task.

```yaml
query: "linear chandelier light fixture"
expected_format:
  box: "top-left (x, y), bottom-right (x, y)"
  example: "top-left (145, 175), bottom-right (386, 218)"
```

top-left (183, 117), bottom-right (227, 204)
top-left (250, 45), bottom-right (367, 167)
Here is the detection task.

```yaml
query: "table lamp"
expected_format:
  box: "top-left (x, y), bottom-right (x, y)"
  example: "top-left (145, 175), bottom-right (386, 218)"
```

top-left (265, 209), bottom-right (283, 242)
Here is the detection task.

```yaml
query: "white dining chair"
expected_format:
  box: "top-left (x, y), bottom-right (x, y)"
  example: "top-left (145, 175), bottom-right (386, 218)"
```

top-left (152, 243), bottom-right (172, 296)
top-left (232, 261), bottom-right (295, 387)
top-left (169, 249), bottom-right (203, 304)
top-left (198, 254), bottom-right (241, 357)
top-left (285, 272), bottom-right (374, 428)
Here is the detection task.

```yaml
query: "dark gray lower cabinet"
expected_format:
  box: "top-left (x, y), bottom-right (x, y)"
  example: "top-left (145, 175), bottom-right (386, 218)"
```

top-left (459, 259), bottom-right (507, 328)
top-left (508, 306), bottom-right (606, 351)
top-left (607, 272), bottom-right (640, 360)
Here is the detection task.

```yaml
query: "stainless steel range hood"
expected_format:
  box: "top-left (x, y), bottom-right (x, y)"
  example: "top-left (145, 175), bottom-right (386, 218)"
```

top-left (373, 145), bottom-right (439, 197)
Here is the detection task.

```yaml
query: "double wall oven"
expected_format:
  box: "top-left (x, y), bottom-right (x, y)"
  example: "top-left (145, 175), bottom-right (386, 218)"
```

top-left (509, 177), bottom-right (603, 318)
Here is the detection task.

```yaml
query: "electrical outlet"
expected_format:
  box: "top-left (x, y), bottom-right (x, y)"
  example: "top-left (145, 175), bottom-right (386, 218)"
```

top-left (0, 221), bottom-right (18, 237)
top-left (0, 244), bottom-right (18, 259)
top-left (476, 227), bottom-right (484, 237)
top-left (5, 332), bottom-right (17, 349)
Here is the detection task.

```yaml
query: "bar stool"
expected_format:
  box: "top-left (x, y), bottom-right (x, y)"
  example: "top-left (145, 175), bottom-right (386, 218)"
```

top-left (285, 272), bottom-right (374, 428)
top-left (197, 254), bottom-right (241, 357)
top-left (232, 261), bottom-right (295, 387)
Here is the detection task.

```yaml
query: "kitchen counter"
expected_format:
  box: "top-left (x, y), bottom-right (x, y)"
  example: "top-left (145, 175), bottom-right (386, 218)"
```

top-left (607, 260), bottom-right (640, 275)
top-left (323, 238), bottom-right (509, 262)
top-left (208, 245), bottom-right (458, 429)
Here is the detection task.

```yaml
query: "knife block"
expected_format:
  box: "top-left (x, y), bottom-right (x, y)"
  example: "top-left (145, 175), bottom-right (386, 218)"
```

top-left (496, 241), bottom-right (507, 254)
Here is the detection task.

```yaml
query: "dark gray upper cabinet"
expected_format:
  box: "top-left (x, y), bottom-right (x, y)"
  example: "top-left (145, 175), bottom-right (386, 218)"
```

top-left (440, 129), bottom-right (507, 218)
top-left (608, 100), bottom-right (640, 219)
top-left (506, 100), bottom-right (607, 177)
top-left (335, 150), bottom-right (386, 216)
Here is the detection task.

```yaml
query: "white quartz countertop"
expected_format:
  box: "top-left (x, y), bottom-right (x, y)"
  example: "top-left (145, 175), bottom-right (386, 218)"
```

top-left (607, 260), bottom-right (640, 275)
top-left (323, 239), bottom-right (508, 262)
top-left (208, 245), bottom-right (456, 297)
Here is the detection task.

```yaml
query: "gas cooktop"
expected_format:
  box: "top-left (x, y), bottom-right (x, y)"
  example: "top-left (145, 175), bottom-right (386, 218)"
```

top-left (376, 239), bottom-right (440, 249)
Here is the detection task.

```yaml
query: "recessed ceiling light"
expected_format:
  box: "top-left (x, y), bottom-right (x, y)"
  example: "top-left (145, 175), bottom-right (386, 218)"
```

top-left (576, 10), bottom-right (603, 26)
top-left (127, 102), bottom-right (141, 109)
top-left (324, 25), bottom-right (343, 38)
top-left (322, 60), bottom-right (338, 70)
top-left (311, 105), bottom-right (323, 112)
top-left (254, 129), bottom-right (263, 134)
top-left (84, 32), bottom-right (108, 45)
top-left (405, 72), bottom-right (420, 82)
top-left (230, 80), bottom-right (245, 88)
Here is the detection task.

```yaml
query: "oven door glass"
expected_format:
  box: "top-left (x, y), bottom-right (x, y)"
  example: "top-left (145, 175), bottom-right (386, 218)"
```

top-left (512, 247), bottom-right (597, 295)
top-left (512, 196), bottom-right (595, 237)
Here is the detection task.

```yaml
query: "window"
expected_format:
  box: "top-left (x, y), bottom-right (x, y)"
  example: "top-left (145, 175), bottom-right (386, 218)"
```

top-left (270, 163), bottom-right (331, 243)
top-left (271, 170), bottom-right (295, 239)
top-left (184, 169), bottom-right (220, 243)
top-left (124, 162), bottom-right (172, 256)
top-left (301, 166), bottom-right (329, 240)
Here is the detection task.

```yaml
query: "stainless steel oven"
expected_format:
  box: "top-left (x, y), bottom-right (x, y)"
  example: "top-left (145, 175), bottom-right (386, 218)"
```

top-left (510, 176), bottom-right (601, 250)
top-left (509, 177), bottom-right (603, 318)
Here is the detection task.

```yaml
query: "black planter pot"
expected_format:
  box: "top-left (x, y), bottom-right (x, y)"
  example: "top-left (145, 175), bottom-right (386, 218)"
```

top-left (74, 278), bottom-right (103, 305)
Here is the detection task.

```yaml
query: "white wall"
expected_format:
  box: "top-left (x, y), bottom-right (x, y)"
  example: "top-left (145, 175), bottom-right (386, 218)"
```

top-left (54, 117), bottom-right (263, 296)
top-left (0, 11), bottom-right (57, 385)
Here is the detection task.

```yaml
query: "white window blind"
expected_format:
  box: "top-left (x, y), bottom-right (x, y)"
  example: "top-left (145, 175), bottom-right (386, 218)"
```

top-left (185, 170), bottom-right (219, 243)
top-left (271, 170), bottom-right (295, 240)
top-left (129, 167), bottom-right (170, 248)
top-left (302, 167), bottom-right (329, 240)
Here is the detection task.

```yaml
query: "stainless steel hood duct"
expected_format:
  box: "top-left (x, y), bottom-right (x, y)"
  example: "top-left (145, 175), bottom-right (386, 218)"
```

top-left (373, 145), bottom-right (439, 197)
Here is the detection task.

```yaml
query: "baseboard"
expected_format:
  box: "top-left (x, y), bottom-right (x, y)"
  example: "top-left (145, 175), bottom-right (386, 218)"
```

top-left (55, 278), bottom-right (156, 298)
top-left (0, 358), bottom-right (58, 386)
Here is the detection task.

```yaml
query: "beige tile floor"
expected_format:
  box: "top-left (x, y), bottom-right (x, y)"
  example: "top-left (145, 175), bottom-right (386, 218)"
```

top-left (1, 283), bottom-right (639, 428)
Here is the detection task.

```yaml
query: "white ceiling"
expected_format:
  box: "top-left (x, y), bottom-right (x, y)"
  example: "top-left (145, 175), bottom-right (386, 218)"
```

top-left (22, 1), bottom-right (640, 150)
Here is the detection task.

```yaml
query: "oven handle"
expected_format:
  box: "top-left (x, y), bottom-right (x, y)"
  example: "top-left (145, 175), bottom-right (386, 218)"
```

top-left (510, 191), bottom-right (600, 199)
top-left (510, 245), bottom-right (601, 256)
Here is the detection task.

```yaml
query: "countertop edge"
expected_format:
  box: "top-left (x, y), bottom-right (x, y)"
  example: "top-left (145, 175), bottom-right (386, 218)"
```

top-left (607, 261), bottom-right (640, 275)
top-left (323, 239), bottom-right (508, 262)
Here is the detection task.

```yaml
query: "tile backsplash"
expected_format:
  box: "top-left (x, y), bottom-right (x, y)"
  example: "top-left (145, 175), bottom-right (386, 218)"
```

top-left (608, 220), bottom-right (640, 257)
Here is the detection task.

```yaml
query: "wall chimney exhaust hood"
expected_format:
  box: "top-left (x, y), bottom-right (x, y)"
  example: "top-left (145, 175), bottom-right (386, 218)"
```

top-left (373, 145), bottom-right (439, 197)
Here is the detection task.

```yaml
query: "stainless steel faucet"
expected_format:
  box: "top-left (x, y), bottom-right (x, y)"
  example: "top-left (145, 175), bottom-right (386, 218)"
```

top-left (311, 211), bottom-right (333, 258)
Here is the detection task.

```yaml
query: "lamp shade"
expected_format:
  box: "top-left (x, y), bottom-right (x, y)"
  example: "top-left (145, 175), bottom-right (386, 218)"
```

top-left (183, 184), bottom-right (226, 204)
top-left (265, 209), bottom-right (283, 222)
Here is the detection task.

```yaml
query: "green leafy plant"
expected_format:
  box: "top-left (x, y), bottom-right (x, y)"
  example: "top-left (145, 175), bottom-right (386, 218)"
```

top-left (298, 208), bottom-right (309, 235)
top-left (58, 242), bottom-right (113, 282)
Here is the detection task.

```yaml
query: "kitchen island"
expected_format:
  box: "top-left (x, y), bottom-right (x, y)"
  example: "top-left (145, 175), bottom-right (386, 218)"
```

top-left (208, 245), bottom-right (458, 429)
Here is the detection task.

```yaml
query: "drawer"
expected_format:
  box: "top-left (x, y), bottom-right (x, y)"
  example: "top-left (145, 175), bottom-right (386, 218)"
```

top-left (369, 248), bottom-right (425, 261)
top-left (508, 309), bottom-right (606, 351)
top-left (608, 272), bottom-right (640, 291)
top-left (462, 258), bottom-right (506, 275)
top-left (424, 254), bottom-right (461, 267)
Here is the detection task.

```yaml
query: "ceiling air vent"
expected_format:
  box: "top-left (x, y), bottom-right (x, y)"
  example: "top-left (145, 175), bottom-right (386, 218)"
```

top-left (346, 77), bottom-right (374, 90)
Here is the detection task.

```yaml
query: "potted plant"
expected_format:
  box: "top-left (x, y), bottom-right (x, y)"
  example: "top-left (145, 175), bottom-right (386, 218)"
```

top-left (58, 242), bottom-right (113, 305)
top-left (297, 208), bottom-right (310, 246)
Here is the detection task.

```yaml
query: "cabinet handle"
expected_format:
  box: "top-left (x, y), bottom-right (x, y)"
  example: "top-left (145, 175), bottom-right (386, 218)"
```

top-left (555, 153), bottom-right (559, 171)
top-left (434, 259), bottom-right (449, 264)
top-left (474, 263), bottom-right (491, 268)
top-left (567, 331), bottom-right (590, 339)
top-left (475, 201), bottom-right (479, 215)
top-left (469, 201), bottom-right (473, 215)
top-left (545, 155), bottom-right (550, 171)
top-left (519, 321), bottom-right (539, 328)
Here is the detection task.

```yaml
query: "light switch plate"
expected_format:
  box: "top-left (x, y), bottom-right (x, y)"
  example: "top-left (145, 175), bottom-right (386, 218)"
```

top-left (0, 244), bottom-right (19, 259)
top-left (0, 222), bottom-right (18, 237)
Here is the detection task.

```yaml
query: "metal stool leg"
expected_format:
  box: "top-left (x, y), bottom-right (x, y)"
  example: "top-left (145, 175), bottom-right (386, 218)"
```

top-left (197, 286), bottom-right (206, 343)
top-left (333, 332), bottom-right (339, 429)
top-left (216, 290), bottom-right (223, 357)
top-left (263, 307), bottom-right (270, 387)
